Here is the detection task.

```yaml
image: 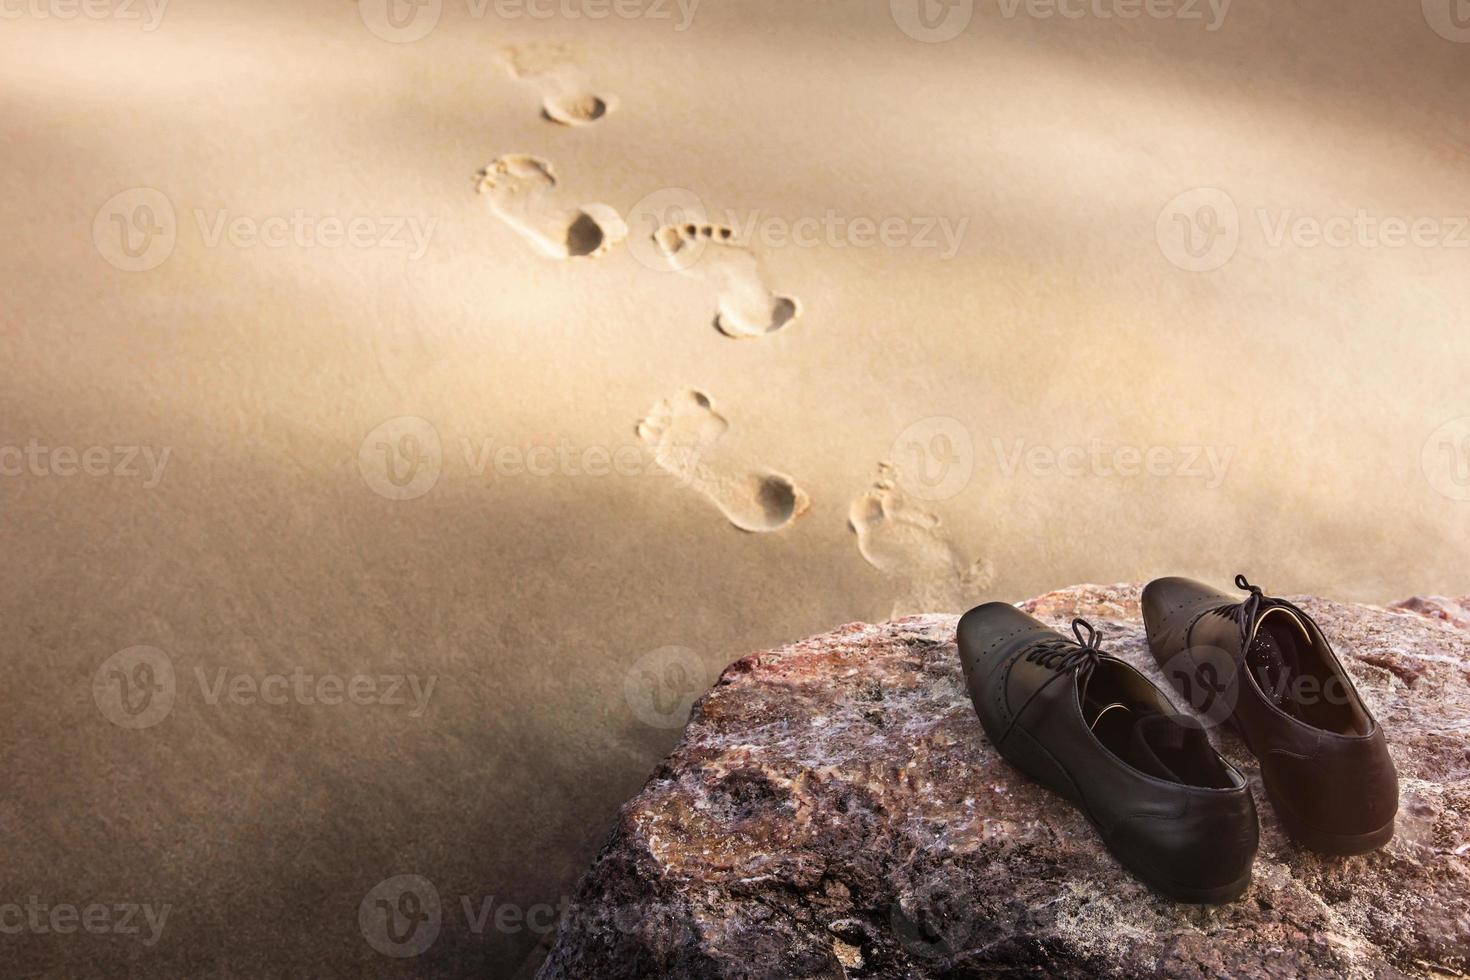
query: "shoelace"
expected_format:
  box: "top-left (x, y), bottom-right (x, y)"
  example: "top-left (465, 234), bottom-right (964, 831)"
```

top-left (996, 618), bottom-right (1105, 746)
top-left (1209, 574), bottom-right (1312, 650)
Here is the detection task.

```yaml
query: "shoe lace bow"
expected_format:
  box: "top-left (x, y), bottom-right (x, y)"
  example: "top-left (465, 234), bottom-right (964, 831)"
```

top-left (997, 618), bottom-right (1106, 745)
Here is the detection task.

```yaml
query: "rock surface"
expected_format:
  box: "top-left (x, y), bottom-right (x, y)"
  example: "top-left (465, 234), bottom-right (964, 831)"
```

top-left (537, 586), bottom-right (1470, 979)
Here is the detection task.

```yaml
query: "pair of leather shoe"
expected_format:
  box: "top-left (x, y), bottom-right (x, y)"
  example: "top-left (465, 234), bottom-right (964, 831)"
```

top-left (956, 575), bottom-right (1398, 904)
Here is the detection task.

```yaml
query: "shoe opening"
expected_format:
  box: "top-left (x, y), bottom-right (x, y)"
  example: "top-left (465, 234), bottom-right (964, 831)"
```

top-left (1082, 661), bottom-right (1238, 789)
top-left (1246, 607), bottom-right (1371, 735)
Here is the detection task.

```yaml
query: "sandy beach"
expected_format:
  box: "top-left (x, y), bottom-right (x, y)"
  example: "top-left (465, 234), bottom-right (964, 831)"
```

top-left (3, 0), bottom-right (1469, 973)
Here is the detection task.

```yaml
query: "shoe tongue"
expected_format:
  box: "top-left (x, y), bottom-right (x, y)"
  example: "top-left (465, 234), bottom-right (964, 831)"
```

top-left (1128, 712), bottom-right (1208, 782)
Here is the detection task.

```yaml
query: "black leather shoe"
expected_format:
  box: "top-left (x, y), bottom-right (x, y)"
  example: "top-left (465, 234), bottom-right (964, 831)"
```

top-left (957, 603), bottom-right (1258, 903)
top-left (1141, 575), bottom-right (1398, 854)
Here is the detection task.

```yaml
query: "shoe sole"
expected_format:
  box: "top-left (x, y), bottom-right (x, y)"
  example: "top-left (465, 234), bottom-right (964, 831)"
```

top-left (984, 722), bottom-right (1251, 904)
top-left (1149, 649), bottom-right (1395, 856)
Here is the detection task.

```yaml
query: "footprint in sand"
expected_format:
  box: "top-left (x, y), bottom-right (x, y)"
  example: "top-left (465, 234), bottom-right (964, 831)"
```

top-left (636, 390), bottom-right (808, 533)
top-left (502, 43), bottom-right (616, 127)
top-left (653, 223), bottom-right (800, 338)
top-left (849, 464), bottom-right (993, 617)
top-left (475, 154), bottom-right (626, 259)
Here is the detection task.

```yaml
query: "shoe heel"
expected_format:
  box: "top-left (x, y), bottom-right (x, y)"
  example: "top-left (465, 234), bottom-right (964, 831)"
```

top-left (1263, 785), bottom-right (1394, 855)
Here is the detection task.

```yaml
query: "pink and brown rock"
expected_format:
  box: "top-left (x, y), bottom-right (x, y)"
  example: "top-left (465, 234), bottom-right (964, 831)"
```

top-left (537, 585), bottom-right (1470, 979)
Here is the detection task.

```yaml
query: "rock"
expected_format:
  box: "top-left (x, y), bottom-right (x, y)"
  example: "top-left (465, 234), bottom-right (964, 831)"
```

top-left (537, 585), bottom-right (1470, 979)
top-left (1390, 594), bottom-right (1470, 633)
